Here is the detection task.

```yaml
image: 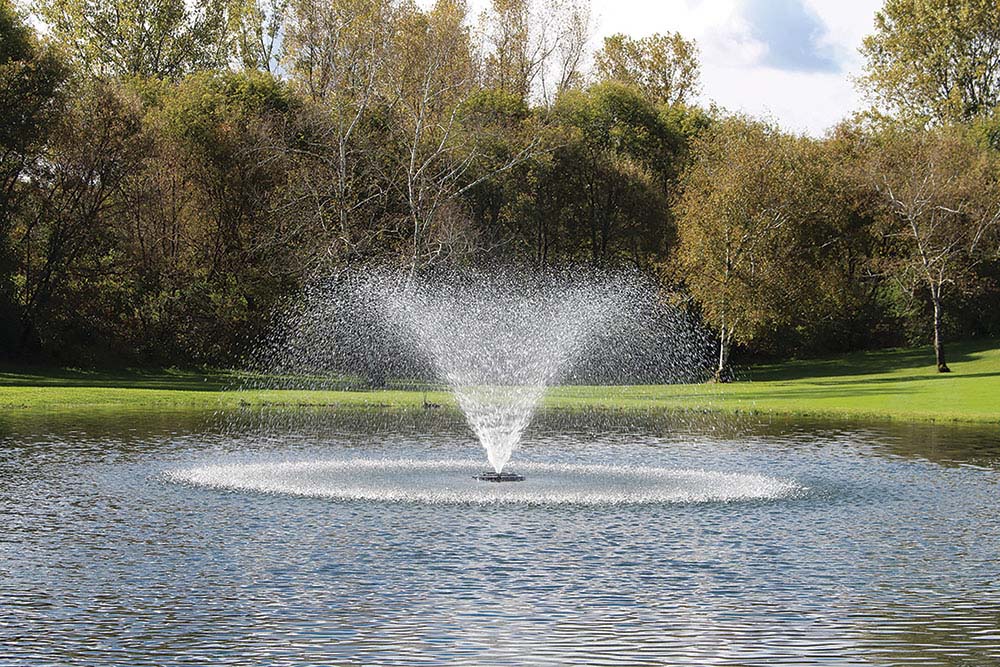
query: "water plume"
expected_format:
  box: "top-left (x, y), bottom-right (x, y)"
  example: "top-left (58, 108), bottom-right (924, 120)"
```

top-left (367, 271), bottom-right (634, 471)
top-left (242, 266), bottom-right (715, 472)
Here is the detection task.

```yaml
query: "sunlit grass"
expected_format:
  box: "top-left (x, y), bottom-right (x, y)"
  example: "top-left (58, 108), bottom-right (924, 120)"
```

top-left (1, 338), bottom-right (998, 423)
top-left (546, 337), bottom-right (1000, 422)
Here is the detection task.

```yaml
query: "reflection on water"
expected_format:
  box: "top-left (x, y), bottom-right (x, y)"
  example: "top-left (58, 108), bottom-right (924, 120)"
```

top-left (1, 409), bottom-right (999, 666)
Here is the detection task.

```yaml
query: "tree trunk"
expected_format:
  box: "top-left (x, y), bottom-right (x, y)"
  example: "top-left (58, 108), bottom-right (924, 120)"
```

top-left (932, 295), bottom-right (950, 373)
top-left (715, 331), bottom-right (732, 383)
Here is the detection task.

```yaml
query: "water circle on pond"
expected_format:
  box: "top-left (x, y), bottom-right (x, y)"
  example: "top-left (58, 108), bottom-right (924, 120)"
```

top-left (168, 458), bottom-right (803, 506)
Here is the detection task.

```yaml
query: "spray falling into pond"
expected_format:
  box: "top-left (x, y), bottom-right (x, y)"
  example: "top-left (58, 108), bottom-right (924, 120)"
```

top-left (367, 273), bottom-right (644, 472)
top-left (241, 267), bottom-right (718, 478)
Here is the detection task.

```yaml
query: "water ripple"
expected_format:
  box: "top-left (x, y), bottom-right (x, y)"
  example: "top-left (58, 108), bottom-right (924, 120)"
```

top-left (2, 415), bottom-right (1000, 665)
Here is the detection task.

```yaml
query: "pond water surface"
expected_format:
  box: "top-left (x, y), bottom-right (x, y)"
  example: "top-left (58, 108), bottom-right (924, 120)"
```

top-left (2, 409), bottom-right (999, 666)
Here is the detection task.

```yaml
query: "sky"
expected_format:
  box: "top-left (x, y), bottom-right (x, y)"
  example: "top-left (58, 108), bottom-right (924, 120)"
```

top-left (456, 0), bottom-right (886, 136)
top-left (584, 0), bottom-right (884, 136)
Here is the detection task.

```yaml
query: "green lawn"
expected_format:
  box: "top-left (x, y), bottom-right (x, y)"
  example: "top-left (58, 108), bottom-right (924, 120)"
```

top-left (547, 338), bottom-right (1000, 422)
top-left (1, 338), bottom-right (998, 423)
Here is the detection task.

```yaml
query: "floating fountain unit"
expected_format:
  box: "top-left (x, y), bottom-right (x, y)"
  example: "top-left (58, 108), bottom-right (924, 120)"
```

top-left (473, 471), bottom-right (526, 482)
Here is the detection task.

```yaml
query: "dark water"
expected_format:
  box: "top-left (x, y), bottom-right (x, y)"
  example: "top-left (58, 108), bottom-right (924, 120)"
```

top-left (2, 409), bottom-right (999, 666)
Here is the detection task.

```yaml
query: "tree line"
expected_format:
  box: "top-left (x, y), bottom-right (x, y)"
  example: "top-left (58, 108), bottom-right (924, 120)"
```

top-left (2, 0), bottom-right (999, 377)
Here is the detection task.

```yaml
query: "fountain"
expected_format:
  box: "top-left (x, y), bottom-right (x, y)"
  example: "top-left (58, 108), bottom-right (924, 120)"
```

top-left (191, 266), bottom-right (799, 505)
top-left (363, 269), bottom-right (639, 477)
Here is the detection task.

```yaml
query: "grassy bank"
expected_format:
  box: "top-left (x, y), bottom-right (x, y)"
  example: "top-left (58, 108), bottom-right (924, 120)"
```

top-left (548, 338), bottom-right (1000, 423)
top-left (1, 338), bottom-right (998, 423)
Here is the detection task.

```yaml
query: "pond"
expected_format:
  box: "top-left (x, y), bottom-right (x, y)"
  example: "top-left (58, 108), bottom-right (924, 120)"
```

top-left (2, 408), bottom-right (999, 665)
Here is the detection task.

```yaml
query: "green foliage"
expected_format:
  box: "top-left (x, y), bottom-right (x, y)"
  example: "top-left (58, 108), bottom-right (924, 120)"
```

top-left (225, 0), bottom-right (287, 73)
top-left (460, 88), bottom-right (531, 124)
top-left (657, 103), bottom-right (713, 146)
top-left (866, 123), bottom-right (1000, 369)
top-left (674, 117), bottom-right (877, 375)
top-left (968, 107), bottom-right (1000, 150)
top-left (3, 0), bottom-right (1000, 373)
top-left (40, 0), bottom-right (228, 79)
top-left (0, 1), bottom-right (32, 62)
top-left (159, 69), bottom-right (292, 148)
top-left (0, 1), bottom-right (67, 207)
top-left (594, 32), bottom-right (700, 106)
top-left (0, 1), bottom-right (68, 355)
top-left (12, 80), bottom-right (148, 359)
top-left (120, 70), bottom-right (306, 364)
top-left (530, 82), bottom-right (686, 264)
top-left (861, 0), bottom-right (1000, 123)
top-left (557, 82), bottom-right (682, 169)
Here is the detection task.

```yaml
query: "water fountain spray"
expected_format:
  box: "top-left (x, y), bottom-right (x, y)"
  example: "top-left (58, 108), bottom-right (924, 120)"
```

top-left (366, 270), bottom-right (632, 476)
top-left (242, 266), bottom-right (716, 478)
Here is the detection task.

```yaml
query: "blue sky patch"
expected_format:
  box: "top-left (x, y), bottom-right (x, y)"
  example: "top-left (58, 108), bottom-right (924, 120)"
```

top-left (741, 0), bottom-right (841, 73)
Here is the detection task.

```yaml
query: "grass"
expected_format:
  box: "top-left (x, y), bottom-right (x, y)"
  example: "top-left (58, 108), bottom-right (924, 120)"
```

top-left (547, 337), bottom-right (1000, 423)
top-left (1, 338), bottom-right (998, 423)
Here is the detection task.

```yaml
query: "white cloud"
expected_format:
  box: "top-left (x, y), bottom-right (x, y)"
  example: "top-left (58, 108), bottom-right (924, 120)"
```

top-left (588, 0), bottom-right (883, 135)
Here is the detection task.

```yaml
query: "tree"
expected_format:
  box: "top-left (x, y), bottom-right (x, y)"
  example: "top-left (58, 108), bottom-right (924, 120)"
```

top-left (479, 0), bottom-right (533, 100)
top-left (391, 0), bottom-right (483, 272)
top-left (454, 88), bottom-right (549, 257)
top-left (539, 82), bottom-right (691, 266)
top-left (226, 0), bottom-right (288, 73)
top-left (869, 126), bottom-right (1000, 371)
top-left (284, 0), bottom-right (396, 101)
top-left (389, 0), bottom-right (542, 274)
top-left (477, 0), bottom-right (591, 104)
top-left (127, 71), bottom-right (308, 362)
top-left (541, 0), bottom-right (590, 104)
top-left (459, 81), bottom-right (706, 269)
top-left (861, 0), bottom-right (1000, 123)
top-left (674, 118), bottom-right (818, 380)
top-left (40, 0), bottom-right (228, 79)
top-left (11, 82), bottom-right (147, 356)
top-left (283, 0), bottom-right (400, 264)
top-left (790, 123), bottom-right (886, 355)
top-left (594, 32), bottom-right (699, 106)
top-left (0, 0), bottom-right (66, 354)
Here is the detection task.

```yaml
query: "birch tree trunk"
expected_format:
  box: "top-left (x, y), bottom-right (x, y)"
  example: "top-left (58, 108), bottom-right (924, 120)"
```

top-left (715, 323), bottom-right (733, 382)
top-left (931, 289), bottom-right (950, 372)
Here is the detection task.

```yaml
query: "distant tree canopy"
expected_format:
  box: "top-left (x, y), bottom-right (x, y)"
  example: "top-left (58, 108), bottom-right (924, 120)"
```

top-left (39, 0), bottom-right (230, 79)
top-left (477, 0), bottom-right (590, 104)
top-left (594, 32), bottom-right (700, 106)
top-left (676, 118), bottom-right (823, 378)
top-left (861, 0), bottom-right (1000, 123)
top-left (1, 0), bottom-right (999, 373)
top-left (868, 124), bottom-right (1000, 371)
top-left (1, 0), bottom-right (68, 351)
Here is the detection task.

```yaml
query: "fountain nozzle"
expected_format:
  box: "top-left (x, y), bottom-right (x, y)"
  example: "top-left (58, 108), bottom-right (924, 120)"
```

top-left (474, 472), bottom-right (525, 482)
